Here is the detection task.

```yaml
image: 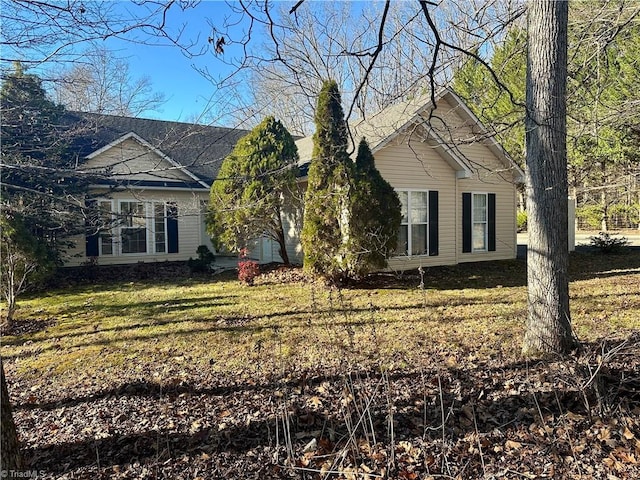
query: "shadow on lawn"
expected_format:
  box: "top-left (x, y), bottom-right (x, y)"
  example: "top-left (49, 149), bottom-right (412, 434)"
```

top-left (363, 259), bottom-right (528, 290)
top-left (3, 290), bottom-right (524, 360)
top-left (569, 248), bottom-right (640, 281)
top-left (19, 340), bottom-right (639, 476)
top-left (380, 248), bottom-right (640, 292)
top-left (53, 295), bottom-right (240, 321)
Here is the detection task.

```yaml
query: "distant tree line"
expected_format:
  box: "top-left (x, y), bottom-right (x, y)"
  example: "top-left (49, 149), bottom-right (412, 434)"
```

top-left (454, 4), bottom-right (640, 231)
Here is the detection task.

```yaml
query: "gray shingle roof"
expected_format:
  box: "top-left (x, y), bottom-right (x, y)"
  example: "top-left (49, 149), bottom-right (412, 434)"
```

top-left (294, 89), bottom-right (524, 182)
top-left (66, 112), bottom-right (250, 184)
top-left (295, 90), bottom-right (440, 165)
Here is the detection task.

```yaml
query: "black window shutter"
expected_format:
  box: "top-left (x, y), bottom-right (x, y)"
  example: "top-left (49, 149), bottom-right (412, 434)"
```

top-left (85, 199), bottom-right (99, 257)
top-left (428, 190), bottom-right (439, 256)
top-left (462, 193), bottom-right (472, 253)
top-left (167, 203), bottom-right (179, 253)
top-left (86, 234), bottom-right (99, 257)
top-left (488, 193), bottom-right (496, 252)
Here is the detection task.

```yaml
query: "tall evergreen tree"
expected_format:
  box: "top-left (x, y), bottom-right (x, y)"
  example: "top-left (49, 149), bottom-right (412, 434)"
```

top-left (301, 80), bottom-right (355, 281)
top-left (1, 63), bottom-right (88, 257)
top-left (207, 116), bottom-right (300, 265)
top-left (350, 138), bottom-right (401, 277)
top-left (453, 28), bottom-right (527, 168)
top-left (454, 8), bottom-right (640, 230)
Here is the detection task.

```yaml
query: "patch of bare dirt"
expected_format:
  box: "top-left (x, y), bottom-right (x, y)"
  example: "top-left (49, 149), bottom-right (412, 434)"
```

top-left (1, 317), bottom-right (57, 337)
top-left (256, 265), bottom-right (309, 285)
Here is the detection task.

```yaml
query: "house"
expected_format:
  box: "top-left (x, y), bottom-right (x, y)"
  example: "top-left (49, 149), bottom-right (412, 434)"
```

top-left (64, 88), bottom-right (523, 271)
top-left (63, 112), bottom-right (249, 267)
top-left (292, 88), bottom-right (524, 270)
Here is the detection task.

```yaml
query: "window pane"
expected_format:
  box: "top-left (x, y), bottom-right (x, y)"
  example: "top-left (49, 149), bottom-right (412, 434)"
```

top-left (100, 234), bottom-right (113, 255)
top-left (122, 202), bottom-right (146, 228)
top-left (154, 204), bottom-right (166, 253)
top-left (99, 201), bottom-right (113, 255)
top-left (398, 191), bottom-right (408, 223)
top-left (473, 194), bottom-right (487, 221)
top-left (121, 202), bottom-right (147, 253)
top-left (473, 223), bottom-right (487, 251)
top-left (122, 228), bottom-right (147, 253)
top-left (396, 225), bottom-right (408, 255)
top-left (411, 224), bottom-right (428, 255)
top-left (411, 191), bottom-right (428, 224)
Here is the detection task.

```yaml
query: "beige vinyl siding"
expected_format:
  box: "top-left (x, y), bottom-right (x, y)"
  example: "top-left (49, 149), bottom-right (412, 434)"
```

top-left (84, 138), bottom-right (196, 183)
top-left (456, 142), bottom-right (518, 263)
top-left (279, 206), bottom-right (304, 264)
top-left (378, 99), bottom-right (517, 269)
top-left (457, 181), bottom-right (517, 263)
top-left (373, 136), bottom-right (459, 271)
top-left (427, 97), bottom-right (518, 263)
top-left (64, 189), bottom-right (209, 266)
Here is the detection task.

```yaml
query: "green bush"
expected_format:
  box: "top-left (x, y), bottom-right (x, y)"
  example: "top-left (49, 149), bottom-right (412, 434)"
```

top-left (588, 232), bottom-right (630, 254)
top-left (608, 203), bottom-right (640, 229)
top-left (576, 205), bottom-right (603, 230)
top-left (517, 210), bottom-right (527, 232)
top-left (187, 245), bottom-right (216, 273)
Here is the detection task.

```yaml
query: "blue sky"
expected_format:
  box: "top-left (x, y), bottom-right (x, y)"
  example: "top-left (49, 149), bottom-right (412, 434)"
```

top-left (5, 1), bottom-right (377, 124)
top-left (103, 1), bottom-right (249, 123)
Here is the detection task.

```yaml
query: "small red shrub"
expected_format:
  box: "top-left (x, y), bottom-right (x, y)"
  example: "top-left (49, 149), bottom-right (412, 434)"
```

top-left (238, 248), bottom-right (260, 285)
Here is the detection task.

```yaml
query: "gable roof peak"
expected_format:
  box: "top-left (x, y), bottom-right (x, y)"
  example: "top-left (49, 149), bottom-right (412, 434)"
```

top-left (66, 111), bottom-right (251, 184)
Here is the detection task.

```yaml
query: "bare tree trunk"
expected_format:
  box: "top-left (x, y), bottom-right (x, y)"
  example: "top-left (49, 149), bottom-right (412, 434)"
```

top-left (3, 259), bottom-right (17, 327)
top-left (275, 215), bottom-right (291, 266)
top-left (1, 357), bottom-right (22, 471)
top-left (522, 0), bottom-right (576, 356)
top-left (601, 188), bottom-right (608, 231)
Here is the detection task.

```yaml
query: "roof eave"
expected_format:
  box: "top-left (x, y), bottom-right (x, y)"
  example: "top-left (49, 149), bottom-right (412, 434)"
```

top-left (443, 90), bottom-right (525, 183)
top-left (85, 132), bottom-right (210, 189)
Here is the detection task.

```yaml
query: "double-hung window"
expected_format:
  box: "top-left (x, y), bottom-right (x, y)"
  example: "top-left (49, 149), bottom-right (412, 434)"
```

top-left (396, 190), bottom-right (438, 256)
top-left (86, 200), bottom-right (179, 257)
top-left (472, 193), bottom-right (488, 252)
top-left (154, 203), bottom-right (167, 253)
top-left (120, 201), bottom-right (147, 254)
top-left (462, 192), bottom-right (496, 253)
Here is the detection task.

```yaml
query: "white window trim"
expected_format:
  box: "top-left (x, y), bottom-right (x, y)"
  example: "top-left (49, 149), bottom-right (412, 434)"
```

top-left (396, 189), bottom-right (429, 257)
top-left (118, 200), bottom-right (149, 256)
top-left (153, 202), bottom-right (168, 254)
top-left (472, 192), bottom-right (488, 253)
top-left (92, 199), bottom-right (176, 257)
top-left (98, 199), bottom-right (115, 256)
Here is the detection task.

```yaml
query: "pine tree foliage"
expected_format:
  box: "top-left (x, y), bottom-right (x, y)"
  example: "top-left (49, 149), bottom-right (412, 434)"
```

top-left (301, 81), bottom-right (401, 281)
top-left (300, 80), bottom-right (355, 281)
top-left (350, 138), bottom-right (401, 276)
top-left (453, 28), bottom-right (527, 168)
top-left (207, 116), bottom-right (300, 265)
top-left (1, 63), bottom-right (88, 257)
top-left (454, 8), bottom-right (640, 230)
